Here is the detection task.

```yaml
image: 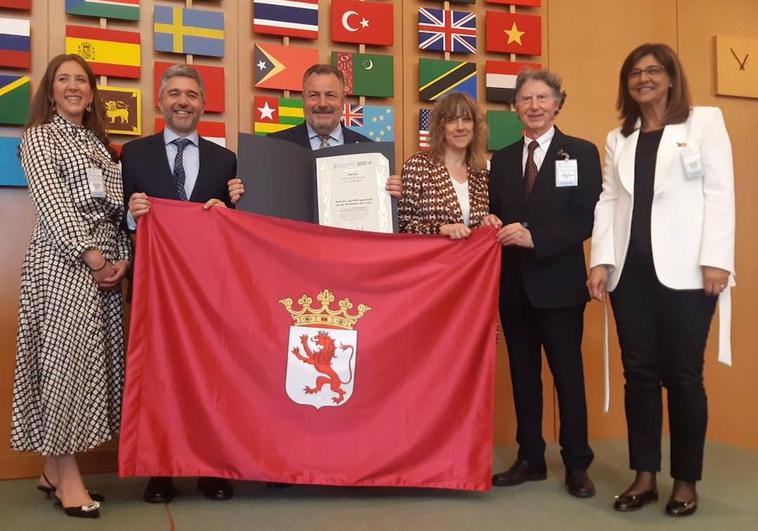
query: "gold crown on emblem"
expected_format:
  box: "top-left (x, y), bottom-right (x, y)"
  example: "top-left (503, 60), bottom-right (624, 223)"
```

top-left (279, 289), bottom-right (371, 330)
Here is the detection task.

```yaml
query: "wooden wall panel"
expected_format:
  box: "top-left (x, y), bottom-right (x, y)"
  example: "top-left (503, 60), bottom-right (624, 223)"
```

top-left (1, 0), bottom-right (756, 479)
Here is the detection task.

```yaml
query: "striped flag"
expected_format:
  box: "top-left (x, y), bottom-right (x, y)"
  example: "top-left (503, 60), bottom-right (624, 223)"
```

top-left (155, 117), bottom-right (226, 147)
top-left (65, 0), bottom-right (140, 21)
top-left (485, 60), bottom-right (541, 103)
top-left (154, 6), bottom-right (225, 58)
top-left (0, 74), bottom-right (30, 125)
top-left (341, 103), bottom-right (363, 128)
top-left (0, 17), bottom-right (30, 69)
top-left (351, 105), bottom-right (394, 142)
top-left (419, 109), bottom-right (431, 150)
top-left (419, 58), bottom-right (476, 102)
top-left (65, 25), bottom-right (141, 79)
top-left (418, 8), bottom-right (476, 54)
top-left (253, 96), bottom-right (304, 136)
top-left (253, 0), bottom-right (319, 40)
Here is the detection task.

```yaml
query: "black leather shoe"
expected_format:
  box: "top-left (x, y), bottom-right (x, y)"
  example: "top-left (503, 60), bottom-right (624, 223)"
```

top-left (613, 489), bottom-right (658, 511)
top-left (565, 469), bottom-right (595, 498)
top-left (492, 459), bottom-right (547, 487)
top-left (143, 477), bottom-right (175, 504)
top-left (54, 496), bottom-right (100, 519)
top-left (666, 495), bottom-right (698, 517)
top-left (197, 477), bottom-right (233, 500)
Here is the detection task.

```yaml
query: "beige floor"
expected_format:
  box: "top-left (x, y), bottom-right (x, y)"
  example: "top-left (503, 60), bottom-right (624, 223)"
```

top-left (2, 440), bottom-right (757, 531)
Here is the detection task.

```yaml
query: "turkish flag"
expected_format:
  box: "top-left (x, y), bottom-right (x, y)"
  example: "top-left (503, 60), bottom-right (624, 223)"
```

top-left (485, 11), bottom-right (542, 56)
top-left (119, 199), bottom-right (500, 491)
top-left (331, 0), bottom-right (393, 46)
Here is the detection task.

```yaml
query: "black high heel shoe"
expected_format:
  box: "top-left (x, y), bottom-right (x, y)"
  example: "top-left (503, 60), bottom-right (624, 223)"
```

top-left (54, 495), bottom-right (100, 519)
top-left (39, 473), bottom-right (105, 502)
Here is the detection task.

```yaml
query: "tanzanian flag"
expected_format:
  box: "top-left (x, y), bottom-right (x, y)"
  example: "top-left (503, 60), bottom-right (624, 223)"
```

top-left (419, 58), bottom-right (476, 102)
top-left (154, 6), bottom-right (225, 58)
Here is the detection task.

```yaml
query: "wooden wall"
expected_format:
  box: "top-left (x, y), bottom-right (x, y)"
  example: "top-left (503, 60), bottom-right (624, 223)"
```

top-left (1, 0), bottom-right (756, 479)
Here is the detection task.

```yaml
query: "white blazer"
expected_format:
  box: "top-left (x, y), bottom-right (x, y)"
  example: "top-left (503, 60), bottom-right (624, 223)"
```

top-left (590, 106), bottom-right (736, 366)
top-left (590, 106), bottom-right (735, 290)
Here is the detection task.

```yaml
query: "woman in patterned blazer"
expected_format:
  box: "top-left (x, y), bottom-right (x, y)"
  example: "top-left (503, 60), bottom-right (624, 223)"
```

top-left (399, 92), bottom-right (501, 239)
top-left (10, 54), bottom-right (131, 519)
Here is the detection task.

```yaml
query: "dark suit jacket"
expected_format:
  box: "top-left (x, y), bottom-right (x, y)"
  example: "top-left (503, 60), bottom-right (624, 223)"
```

top-left (489, 127), bottom-right (601, 309)
top-left (269, 122), bottom-right (372, 148)
top-left (121, 132), bottom-right (237, 225)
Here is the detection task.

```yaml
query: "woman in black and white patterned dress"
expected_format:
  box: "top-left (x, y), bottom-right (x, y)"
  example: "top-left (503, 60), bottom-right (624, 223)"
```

top-left (10, 54), bottom-right (131, 519)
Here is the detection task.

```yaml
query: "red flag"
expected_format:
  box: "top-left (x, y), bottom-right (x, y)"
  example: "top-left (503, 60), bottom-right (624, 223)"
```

top-left (486, 0), bottom-right (541, 6)
top-left (0, 0), bottom-right (31, 9)
top-left (119, 199), bottom-right (500, 491)
top-left (485, 11), bottom-right (541, 56)
top-left (331, 0), bottom-right (393, 46)
top-left (154, 62), bottom-right (225, 113)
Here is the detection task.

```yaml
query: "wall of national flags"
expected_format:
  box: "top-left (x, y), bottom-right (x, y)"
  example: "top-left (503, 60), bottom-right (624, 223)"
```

top-left (0, 0), bottom-right (551, 187)
top-left (2, 0), bottom-right (758, 479)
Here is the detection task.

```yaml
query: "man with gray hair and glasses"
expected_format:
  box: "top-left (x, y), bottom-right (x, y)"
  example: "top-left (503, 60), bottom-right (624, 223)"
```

top-left (121, 63), bottom-right (236, 504)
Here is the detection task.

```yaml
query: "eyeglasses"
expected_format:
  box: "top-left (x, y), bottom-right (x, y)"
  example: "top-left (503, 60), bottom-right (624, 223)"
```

top-left (628, 65), bottom-right (666, 80)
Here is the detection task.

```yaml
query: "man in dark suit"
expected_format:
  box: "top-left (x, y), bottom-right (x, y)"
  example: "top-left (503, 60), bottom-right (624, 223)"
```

top-left (488, 69), bottom-right (601, 498)
top-left (228, 64), bottom-right (400, 203)
top-left (122, 64), bottom-right (236, 504)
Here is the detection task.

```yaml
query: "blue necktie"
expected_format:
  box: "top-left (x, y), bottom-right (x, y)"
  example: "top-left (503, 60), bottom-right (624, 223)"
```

top-left (172, 138), bottom-right (191, 201)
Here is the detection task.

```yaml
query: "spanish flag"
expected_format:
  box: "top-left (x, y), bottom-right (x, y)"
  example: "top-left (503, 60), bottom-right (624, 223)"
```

top-left (65, 25), bottom-right (141, 79)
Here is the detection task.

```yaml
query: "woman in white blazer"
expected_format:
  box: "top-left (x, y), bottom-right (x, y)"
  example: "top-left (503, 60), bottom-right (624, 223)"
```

top-left (587, 43), bottom-right (735, 517)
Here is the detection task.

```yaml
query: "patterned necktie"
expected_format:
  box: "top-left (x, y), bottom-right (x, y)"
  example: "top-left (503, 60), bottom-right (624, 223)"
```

top-left (172, 138), bottom-right (191, 201)
top-left (318, 135), bottom-right (331, 149)
top-left (524, 140), bottom-right (540, 195)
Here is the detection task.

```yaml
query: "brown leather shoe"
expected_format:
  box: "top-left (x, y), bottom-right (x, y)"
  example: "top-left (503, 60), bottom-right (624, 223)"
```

top-left (492, 459), bottom-right (547, 487)
top-left (565, 469), bottom-right (595, 498)
top-left (613, 489), bottom-right (658, 511)
top-left (666, 495), bottom-right (698, 517)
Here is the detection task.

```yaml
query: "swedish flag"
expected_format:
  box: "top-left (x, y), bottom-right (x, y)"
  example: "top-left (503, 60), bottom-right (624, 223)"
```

top-left (154, 6), bottom-right (224, 58)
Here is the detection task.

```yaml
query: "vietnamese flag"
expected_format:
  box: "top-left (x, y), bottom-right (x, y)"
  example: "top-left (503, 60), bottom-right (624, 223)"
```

top-left (331, 0), bottom-right (393, 46)
top-left (485, 11), bottom-right (541, 56)
top-left (119, 199), bottom-right (500, 491)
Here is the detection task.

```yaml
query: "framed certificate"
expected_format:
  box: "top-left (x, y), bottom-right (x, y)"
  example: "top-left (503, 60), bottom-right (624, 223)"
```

top-left (316, 152), bottom-right (393, 233)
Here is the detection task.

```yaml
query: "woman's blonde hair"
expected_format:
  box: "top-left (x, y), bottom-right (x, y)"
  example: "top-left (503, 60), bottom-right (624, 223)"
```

top-left (428, 92), bottom-right (488, 172)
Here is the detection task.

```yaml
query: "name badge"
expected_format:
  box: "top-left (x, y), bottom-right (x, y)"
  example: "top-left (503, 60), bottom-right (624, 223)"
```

top-left (555, 159), bottom-right (579, 187)
top-left (86, 167), bottom-right (106, 198)
top-left (680, 147), bottom-right (704, 179)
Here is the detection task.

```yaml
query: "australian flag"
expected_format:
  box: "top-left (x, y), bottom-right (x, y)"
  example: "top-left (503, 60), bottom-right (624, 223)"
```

top-left (418, 8), bottom-right (476, 54)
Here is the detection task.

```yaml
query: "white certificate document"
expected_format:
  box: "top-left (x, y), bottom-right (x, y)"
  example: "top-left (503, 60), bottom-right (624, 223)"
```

top-left (316, 152), bottom-right (393, 233)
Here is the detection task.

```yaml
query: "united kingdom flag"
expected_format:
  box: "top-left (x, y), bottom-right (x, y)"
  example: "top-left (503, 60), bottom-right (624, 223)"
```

top-left (418, 8), bottom-right (477, 54)
top-left (341, 103), bottom-right (364, 128)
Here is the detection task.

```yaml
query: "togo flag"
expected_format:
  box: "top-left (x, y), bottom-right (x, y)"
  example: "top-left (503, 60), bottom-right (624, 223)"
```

top-left (65, 0), bottom-right (140, 21)
top-left (254, 96), bottom-right (304, 136)
top-left (154, 5), bottom-right (225, 58)
top-left (419, 58), bottom-right (476, 102)
top-left (0, 74), bottom-right (30, 125)
top-left (65, 25), bottom-right (141, 79)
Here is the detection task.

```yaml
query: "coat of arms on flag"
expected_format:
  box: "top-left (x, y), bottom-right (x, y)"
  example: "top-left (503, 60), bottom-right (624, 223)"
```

top-left (280, 289), bottom-right (370, 409)
top-left (154, 5), bottom-right (225, 57)
top-left (98, 86), bottom-right (141, 136)
top-left (418, 7), bottom-right (476, 54)
top-left (253, 0), bottom-right (319, 40)
top-left (66, 25), bottom-right (141, 79)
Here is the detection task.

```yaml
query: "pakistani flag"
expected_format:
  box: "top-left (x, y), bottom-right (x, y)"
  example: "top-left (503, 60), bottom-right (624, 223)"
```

top-left (487, 110), bottom-right (523, 151)
top-left (332, 52), bottom-right (393, 98)
top-left (65, 0), bottom-right (140, 21)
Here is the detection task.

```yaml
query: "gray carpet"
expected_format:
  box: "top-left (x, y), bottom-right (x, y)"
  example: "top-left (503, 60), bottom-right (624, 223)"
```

top-left (2, 440), bottom-right (757, 530)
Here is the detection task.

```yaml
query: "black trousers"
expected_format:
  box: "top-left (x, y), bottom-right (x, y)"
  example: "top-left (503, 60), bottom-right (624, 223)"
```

top-left (500, 282), bottom-right (594, 471)
top-left (610, 251), bottom-right (717, 481)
